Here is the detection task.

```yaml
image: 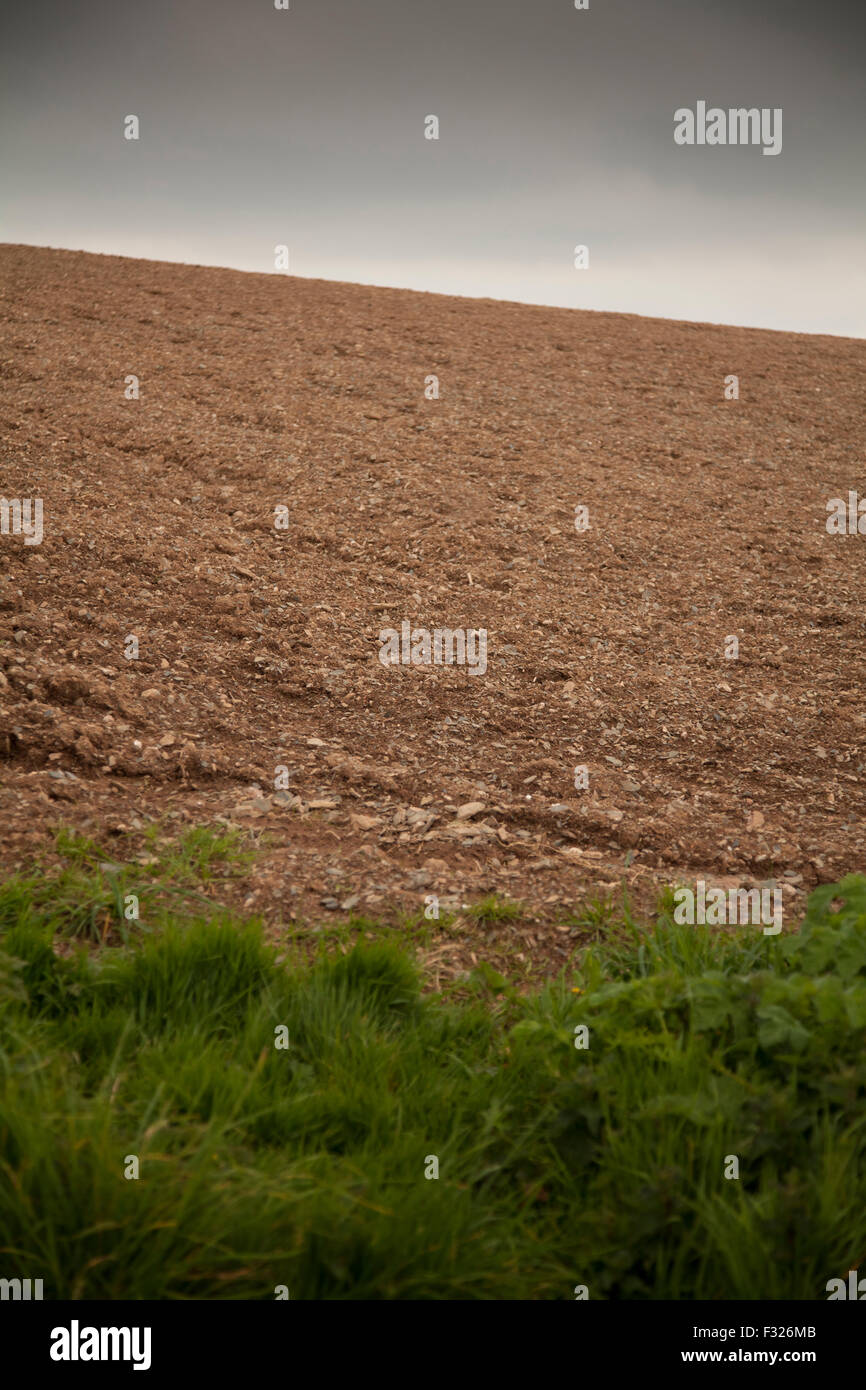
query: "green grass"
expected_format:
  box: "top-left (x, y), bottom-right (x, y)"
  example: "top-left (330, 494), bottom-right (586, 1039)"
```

top-left (0, 840), bottom-right (864, 1300)
top-left (466, 893), bottom-right (524, 925)
top-left (0, 825), bottom-right (252, 945)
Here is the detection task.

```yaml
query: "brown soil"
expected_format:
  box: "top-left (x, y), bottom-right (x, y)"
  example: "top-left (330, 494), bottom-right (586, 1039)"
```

top-left (1, 244), bottom-right (864, 978)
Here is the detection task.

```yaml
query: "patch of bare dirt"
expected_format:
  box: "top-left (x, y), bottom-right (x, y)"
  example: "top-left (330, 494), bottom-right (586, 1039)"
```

top-left (1, 245), bottom-right (864, 975)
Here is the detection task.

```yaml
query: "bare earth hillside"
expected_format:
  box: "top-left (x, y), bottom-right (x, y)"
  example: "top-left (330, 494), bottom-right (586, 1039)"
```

top-left (1, 244), bottom-right (864, 978)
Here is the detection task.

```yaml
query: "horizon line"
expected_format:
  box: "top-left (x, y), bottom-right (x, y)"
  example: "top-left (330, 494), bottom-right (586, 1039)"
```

top-left (3, 239), bottom-right (864, 346)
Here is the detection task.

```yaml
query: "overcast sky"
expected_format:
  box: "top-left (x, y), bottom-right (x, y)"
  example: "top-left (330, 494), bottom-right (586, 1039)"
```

top-left (2, 0), bottom-right (864, 335)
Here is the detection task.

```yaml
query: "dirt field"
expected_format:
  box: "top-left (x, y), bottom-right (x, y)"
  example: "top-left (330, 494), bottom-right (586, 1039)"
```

top-left (1, 244), bottom-right (864, 977)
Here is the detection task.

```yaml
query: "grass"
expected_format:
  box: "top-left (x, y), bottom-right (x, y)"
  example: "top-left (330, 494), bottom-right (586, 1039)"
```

top-left (466, 893), bottom-right (524, 925)
top-left (0, 833), bottom-right (864, 1300)
top-left (0, 824), bottom-right (252, 945)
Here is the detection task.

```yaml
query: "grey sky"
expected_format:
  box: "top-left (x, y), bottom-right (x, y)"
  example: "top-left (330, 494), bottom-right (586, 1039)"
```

top-left (2, 0), bottom-right (864, 334)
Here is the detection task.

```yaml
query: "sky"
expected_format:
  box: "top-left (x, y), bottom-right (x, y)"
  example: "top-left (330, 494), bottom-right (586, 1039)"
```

top-left (2, 0), bottom-right (864, 336)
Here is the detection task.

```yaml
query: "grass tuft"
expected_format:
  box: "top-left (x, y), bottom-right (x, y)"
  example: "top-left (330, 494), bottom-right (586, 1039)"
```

top-left (466, 894), bottom-right (523, 925)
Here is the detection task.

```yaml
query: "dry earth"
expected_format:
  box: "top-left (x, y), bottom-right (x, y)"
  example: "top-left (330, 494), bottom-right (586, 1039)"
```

top-left (1, 244), bottom-right (864, 978)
